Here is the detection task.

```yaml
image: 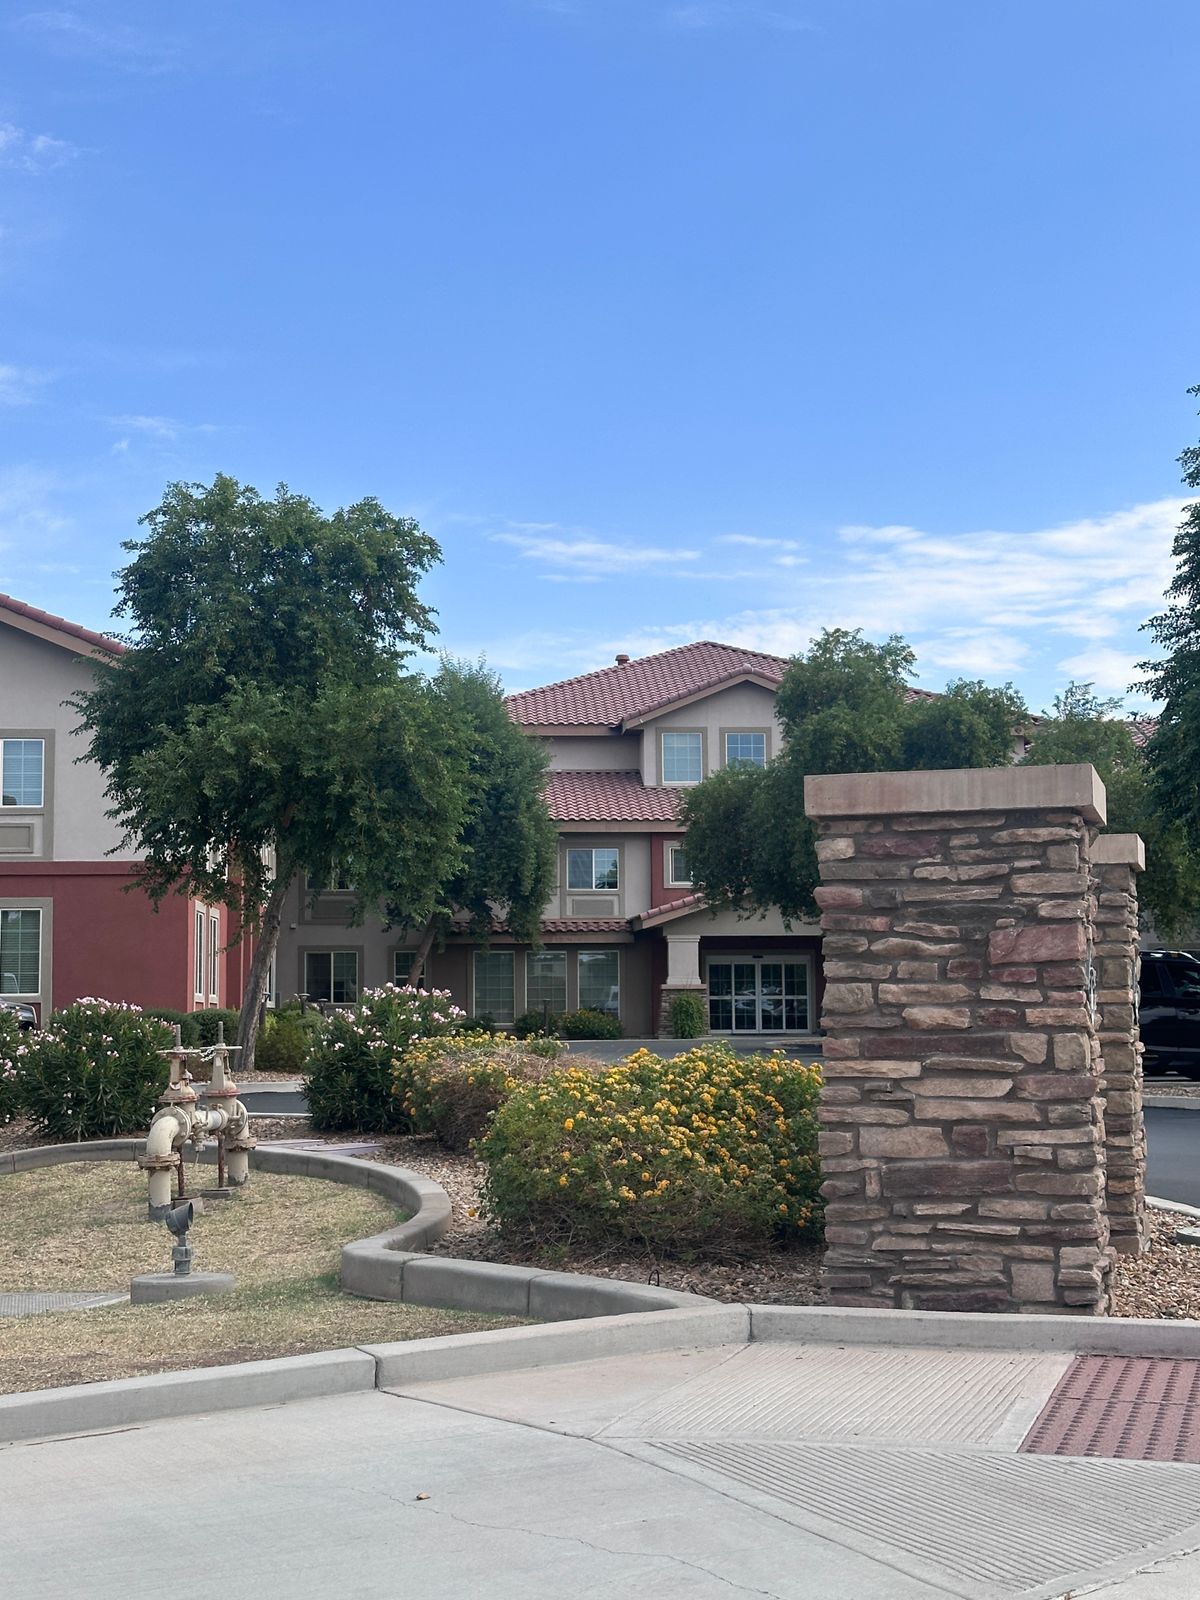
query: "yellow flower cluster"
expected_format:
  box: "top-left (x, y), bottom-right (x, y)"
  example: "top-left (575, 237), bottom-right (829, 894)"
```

top-left (478, 1042), bottom-right (823, 1255)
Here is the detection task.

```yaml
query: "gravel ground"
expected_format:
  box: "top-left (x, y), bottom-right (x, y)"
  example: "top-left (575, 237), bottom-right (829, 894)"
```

top-left (1143, 1081), bottom-right (1200, 1099)
top-left (8, 1115), bottom-right (1198, 1317)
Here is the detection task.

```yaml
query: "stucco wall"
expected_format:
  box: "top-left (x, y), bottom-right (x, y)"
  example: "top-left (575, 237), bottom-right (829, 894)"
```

top-left (640, 681), bottom-right (783, 786)
top-left (0, 624), bottom-right (134, 861)
top-left (543, 733), bottom-right (642, 771)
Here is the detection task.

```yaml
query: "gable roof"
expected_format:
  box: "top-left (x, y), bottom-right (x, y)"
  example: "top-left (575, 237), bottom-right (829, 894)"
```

top-left (507, 641), bottom-right (790, 730)
top-left (0, 592), bottom-right (124, 659)
top-left (544, 769), bottom-right (681, 824)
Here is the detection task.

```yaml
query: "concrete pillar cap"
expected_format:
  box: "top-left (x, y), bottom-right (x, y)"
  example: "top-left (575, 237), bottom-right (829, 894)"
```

top-left (803, 763), bottom-right (1106, 824)
top-left (1092, 832), bottom-right (1146, 871)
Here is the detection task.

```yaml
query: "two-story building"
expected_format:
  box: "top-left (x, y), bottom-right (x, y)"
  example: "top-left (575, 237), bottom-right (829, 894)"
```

top-left (0, 592), bottom-right (255, 1020)
top-left (278, 642), bottom-right (826, 1038)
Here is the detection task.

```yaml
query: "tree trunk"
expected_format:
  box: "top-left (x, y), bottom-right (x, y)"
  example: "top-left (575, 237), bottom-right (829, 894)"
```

top-left (407, 916), bottom-right (438, 986)
top-left (236, 876), bottom-right (291, 1075)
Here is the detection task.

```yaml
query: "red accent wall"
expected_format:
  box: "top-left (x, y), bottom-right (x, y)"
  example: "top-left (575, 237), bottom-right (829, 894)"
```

top-left (1, 863), bottom-right (251, 1016)
top-left (650, 832), bottom-right (687, 909)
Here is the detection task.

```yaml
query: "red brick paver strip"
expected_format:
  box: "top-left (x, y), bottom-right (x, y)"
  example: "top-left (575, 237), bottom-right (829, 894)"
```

top-left (1022, 1355), bottom-right (1200, 1462)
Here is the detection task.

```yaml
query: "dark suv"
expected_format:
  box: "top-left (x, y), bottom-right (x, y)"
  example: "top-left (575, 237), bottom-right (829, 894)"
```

top-left (0, 997), bottom-right (37, 1031)
top-left (1140, 950), bottom-right (1200, 1078)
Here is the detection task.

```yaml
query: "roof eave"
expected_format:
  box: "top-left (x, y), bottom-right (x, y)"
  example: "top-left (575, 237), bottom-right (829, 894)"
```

top-left (619, 671), bottom-right (784, 731)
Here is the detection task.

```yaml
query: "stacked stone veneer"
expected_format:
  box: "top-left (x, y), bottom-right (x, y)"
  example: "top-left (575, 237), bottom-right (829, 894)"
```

top-left (805, 764), bottom-right (1119, 1316)
top-left (1093, 834), bottom-right (1149, 1256)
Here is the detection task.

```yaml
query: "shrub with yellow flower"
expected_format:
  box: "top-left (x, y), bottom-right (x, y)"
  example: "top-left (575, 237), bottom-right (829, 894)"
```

top-left (477, 1043), bottom-right (822, 1255)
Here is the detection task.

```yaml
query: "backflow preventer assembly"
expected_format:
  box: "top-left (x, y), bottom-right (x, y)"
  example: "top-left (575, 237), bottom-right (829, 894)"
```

top-left (139, 1024), bottom-right (255, 1220)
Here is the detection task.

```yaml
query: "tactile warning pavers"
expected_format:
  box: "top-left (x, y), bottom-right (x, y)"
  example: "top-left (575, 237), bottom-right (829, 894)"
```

top-left (1022, 1354), bottom-right (1200, 1462)
top-left (648, 1439), bottom-right (1200, 1598)
top-left (603, 1341), bottom-right (1071, 1447)
top-left (0, 1290), bottom-right (127, 1318)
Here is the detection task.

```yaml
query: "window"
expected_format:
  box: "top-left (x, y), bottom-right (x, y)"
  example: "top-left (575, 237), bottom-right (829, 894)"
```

top-left (527, 950), bottom-right (567, 1015)
top-left (1, 739), bottom-right (44, 807)
top-left (194, 908), bottom-right (205, 999)
top-left (667, 845), bottom-right (691, 886)
top-left (725, 731), bottom-right (766, 769)
top-left (209, 912), bottom-right (221, 1002)
top-left (305, 950), bottom-right (359, 1005)
top-left (473, 950), bottom-right (515, 1024)
top-left (305, 871), bottom-right (352, 892)
top-left (579, 949), bottom-right (619, 1016)
top-left (0, 908), bottom-right (40, 994)
top-left (707, 957), bottom-right (810, 1033)
top-left (567, 847), bottom-right (619, 891)
top-left (661, 731), bottom-right (702, 784)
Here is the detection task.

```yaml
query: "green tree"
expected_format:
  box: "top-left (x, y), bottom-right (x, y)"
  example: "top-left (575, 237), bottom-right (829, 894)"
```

top-left (399, 659), bottom-right (557, 983)
top-left (73, 474), bottom-right (472, 1069)
top-left (679, 628), bottom-right (1026, 922)
top-left (1021, 682), bottom-right (1200, 938)
top-left (1141, 386), bottom-right (1200, 865)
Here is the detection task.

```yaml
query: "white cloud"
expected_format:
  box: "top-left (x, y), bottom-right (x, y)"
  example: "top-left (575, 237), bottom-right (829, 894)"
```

top-left (1054, 646), bottom-right (1148, 696)
top-left (0, 468), bottom-right (72, 569)
top-left (104, 413), bottom-right (220, 444)
top-left (496, 525), bottom-right (701, 576)
top-left (0, 122), bottom-right (78, 174)
top-left (0, 363), bottom-right (52, 404)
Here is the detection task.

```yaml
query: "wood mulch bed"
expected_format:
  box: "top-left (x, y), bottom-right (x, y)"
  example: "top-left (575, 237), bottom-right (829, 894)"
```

top-left (6, 1114), bottom-right (1197, 1317)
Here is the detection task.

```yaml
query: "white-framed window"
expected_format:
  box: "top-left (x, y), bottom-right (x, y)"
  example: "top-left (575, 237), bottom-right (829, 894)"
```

top-left (194, 907), bottom-right (205, 1000)
top-left (567, 846), bottom-right (619, 891)
top-left (666, 844), bottom-right (691, 887)
top-left (209, 912), bottom-right (221, 1002)
top-left (527, 950), bottom-right (567, 1015)
top-left (725, 731), bottom-right (767, 769)
top-left (0, 907), bottom-right (40, 995)
top-left (305, 950), bottom-right (358, 1004)
top-left (473, 950), bottom-right (515, 1024)
top-left (579, 949), bottom-right (619, 1016)
top-left (661, 731), bottom-right (702, 784)
top-left (1, 739), bottom-right (44, 807)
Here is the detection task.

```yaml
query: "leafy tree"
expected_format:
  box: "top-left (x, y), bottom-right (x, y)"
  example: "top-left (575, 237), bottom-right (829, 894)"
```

top-left (73, 474), bottom-right (472, 1069)
top-left (679, 628), bottom-right (1026, 922)
top-left (1021, 682), bottom-right (1200, 938)
top-left (1140, 385), bottom-right (1200, 863)
top-left (398, 659), bottom-right (557, 982)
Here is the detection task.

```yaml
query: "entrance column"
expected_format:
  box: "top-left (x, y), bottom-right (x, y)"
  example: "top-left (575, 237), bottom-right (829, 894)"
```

top-left (1092, 834), bottom-right (1149, 1256)
top-left (804, 764), bottom-right (1112, 1315)
top-left (658, 935), bottom-right (705, 1037)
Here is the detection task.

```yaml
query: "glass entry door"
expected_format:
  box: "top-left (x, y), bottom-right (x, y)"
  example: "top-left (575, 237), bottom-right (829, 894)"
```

top-left (707, 957), bottom-right (810, 1033)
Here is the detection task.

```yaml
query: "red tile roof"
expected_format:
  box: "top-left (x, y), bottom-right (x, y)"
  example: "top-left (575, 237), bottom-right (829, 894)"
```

top-left (0, 592), bottom-right (124, 656)
top-left (545, 769), bottom-right (682, 824)
top-left (541, 918), bottom-right (630, 934)
top-left (638, 892), bottom-right (706, 926)
top-left (508, 640), bottom-right (790, 728)
top-left (1130, 717), bottom-right (1156, 749)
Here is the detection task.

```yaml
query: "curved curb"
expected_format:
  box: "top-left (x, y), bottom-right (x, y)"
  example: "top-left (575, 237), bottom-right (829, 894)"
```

top-left (0, 1138), bottom-right (712, 1323)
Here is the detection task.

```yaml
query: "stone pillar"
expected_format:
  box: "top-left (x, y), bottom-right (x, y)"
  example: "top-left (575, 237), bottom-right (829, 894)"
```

top-left (657, 936), bottom-right (707, 1037)
top-left (1092, 833), bottom-right (1149, 1256)
top-left (804, 764), bottom-right (1112, 1315)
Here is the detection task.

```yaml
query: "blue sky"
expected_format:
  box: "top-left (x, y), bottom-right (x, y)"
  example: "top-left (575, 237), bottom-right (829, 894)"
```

top-left (1, 1), bottom-right (1197, 711)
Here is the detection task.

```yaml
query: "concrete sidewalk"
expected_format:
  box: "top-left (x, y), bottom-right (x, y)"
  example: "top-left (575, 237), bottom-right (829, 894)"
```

top-left (5, 1334), bottom-right (1200, 1599)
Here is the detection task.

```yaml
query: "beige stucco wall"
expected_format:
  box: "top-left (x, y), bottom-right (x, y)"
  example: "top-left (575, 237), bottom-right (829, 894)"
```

top-left (641, 682), bottom-right (784, 786)
top-left (554, 831), bottom-right (653, 919)
top-left (0, 624), bottom-right (134, 861)
top-left (543, 733), bottom-right (642, 771)
top-left (652, 904), bottom-right (820, 940)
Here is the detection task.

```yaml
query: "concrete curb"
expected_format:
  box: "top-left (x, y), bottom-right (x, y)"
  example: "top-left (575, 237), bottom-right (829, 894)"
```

top-left (0, 1348), bottom-right (376, 1444)
top-left (1146, 1194), bottom-right (1200, 1221)
top-left (1145, 1095), bottom-right (1200, 1110)
top-left (749, 1302), bottom-right (1200, 1357)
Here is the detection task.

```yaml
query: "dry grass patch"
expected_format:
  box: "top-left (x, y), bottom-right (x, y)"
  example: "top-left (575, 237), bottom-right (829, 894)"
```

top-left (0, 1161), bottom-right (519, 1394)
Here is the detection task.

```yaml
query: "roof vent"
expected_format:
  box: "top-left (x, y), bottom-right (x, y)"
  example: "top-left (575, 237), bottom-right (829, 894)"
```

top-left (615, 653), bottom-right (630, 665)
